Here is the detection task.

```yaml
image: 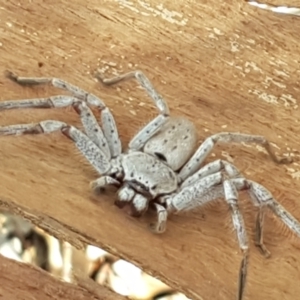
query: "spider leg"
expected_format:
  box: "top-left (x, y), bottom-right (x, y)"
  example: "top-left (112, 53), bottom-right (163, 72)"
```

top-left (5, 71), bottom-right (106, 107)
top-left (2, 71), bottom-right (122, 157)
top-left (156, 171), bottom-right (300, 299)
top-left (231, 178), bottom-right (300, 257)
top-left (181, 159), bottom-right (242, 188)
top-left (223, 179), bottom-right (249, 300)
top-left (254, 206), bottom-right (270, 257)
top-left (0, 121), bottom-right (111, 174)
top-left (97, 70), bottom-right (169, 115)
top-left (149, 203), bottom-right (168, 233)
top-left (128, 114), bottom-right (169, 151)
top-left (73, 101), bottom-right (121, 159)
top-left (97, 70), bottom-right (170, 150)
top-left (179, 132), bottom-right (292, 182)
top-left (90, 176), bottom-right (121, 194)
top-left (159, 172), bottom-right (249, 300)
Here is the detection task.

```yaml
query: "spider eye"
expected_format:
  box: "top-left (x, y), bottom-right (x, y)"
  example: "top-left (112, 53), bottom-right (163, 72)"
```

top-left (154, 152), bottom-right (167, 162)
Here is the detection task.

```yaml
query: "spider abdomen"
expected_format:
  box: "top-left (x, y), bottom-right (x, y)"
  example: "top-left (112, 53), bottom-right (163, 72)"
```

top-left (143, 116), bottom-right (198, 171)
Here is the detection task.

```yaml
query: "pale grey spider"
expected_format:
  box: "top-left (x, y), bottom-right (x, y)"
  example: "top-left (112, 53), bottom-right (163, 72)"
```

top-left (1, 70), bottom-right (299, 300)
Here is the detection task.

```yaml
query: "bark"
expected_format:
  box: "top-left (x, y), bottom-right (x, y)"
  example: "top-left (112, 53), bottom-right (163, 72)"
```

top-left (0, 1), bottom-right (300, 299)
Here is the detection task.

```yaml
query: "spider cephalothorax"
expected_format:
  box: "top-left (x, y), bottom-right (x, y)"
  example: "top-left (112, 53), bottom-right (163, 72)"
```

top-left (1, 70), bottom-right (299, 300)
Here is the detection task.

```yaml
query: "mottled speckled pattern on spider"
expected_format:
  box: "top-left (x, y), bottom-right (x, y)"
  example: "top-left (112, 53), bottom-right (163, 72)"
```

top-left (1, 70), bottom-right (300, 300)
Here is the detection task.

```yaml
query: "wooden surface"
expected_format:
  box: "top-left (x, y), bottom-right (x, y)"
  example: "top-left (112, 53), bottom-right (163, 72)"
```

top-left (0, 1), bottom-right (300, 299)
top-left (0, 254), bottom-right (124, 300)
top-left (259, 0), bottom-right (300, 7)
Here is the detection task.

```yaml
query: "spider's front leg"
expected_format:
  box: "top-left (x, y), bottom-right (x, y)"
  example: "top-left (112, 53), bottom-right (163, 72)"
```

top-left (1, 71), bottom-right (122, 158)
top-left (97, 70), bottom-right (170, 150)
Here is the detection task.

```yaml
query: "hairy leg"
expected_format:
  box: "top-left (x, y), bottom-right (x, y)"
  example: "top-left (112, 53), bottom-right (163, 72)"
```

top-left (179, 132), bottom-right (292, 181)
top-left (0, 121), bottom-right (111, 174)
top-left (98, 70), bottom-right (170, 150)
top-left (2, 71), bottom-right (122, 157)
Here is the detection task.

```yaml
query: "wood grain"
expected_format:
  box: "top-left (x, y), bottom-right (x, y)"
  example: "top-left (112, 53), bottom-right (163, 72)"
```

top-left (0, 1), bottom-right (300, 299)
top-left (0, 254), bottom-right (124, 300)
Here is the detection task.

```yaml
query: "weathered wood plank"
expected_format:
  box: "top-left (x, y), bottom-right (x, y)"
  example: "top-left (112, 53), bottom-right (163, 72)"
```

top-left (0, 254), bottom-right (124, 300)
top-left (0, 1), bottom-right (300, 299)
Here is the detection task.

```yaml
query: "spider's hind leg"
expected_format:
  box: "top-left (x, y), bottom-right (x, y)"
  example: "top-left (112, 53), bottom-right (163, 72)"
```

top-left (179, 132), bottom-right (293, 182)
top-left (97, 70), bottom-right (170, 151)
